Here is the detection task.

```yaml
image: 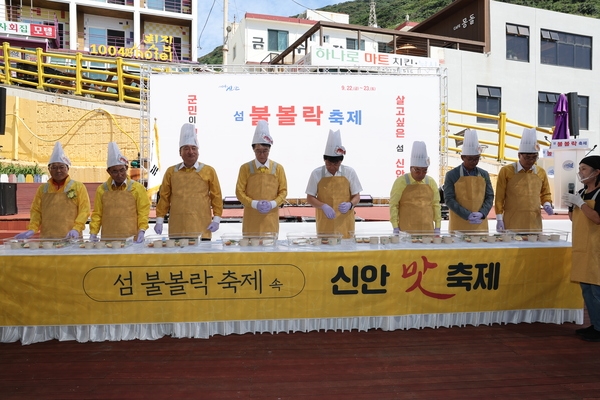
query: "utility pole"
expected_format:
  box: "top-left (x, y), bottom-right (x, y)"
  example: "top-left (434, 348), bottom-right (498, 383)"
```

top-left (368, 0), bottom-right (378, 28)
top-left (223, 0), bottom-right (228, 65)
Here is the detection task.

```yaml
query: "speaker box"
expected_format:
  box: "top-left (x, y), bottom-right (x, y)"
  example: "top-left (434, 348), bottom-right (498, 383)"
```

top-left (567, 92), bottom-right (579, 138)
top-left (0, 182), bottom-right (18, 216)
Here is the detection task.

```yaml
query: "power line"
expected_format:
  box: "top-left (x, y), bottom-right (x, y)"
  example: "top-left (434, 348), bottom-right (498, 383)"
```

top-left (198, 0), bottom-right (218, 49)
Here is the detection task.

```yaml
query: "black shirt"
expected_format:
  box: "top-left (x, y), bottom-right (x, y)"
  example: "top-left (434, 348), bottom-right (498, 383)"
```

top-left (569, 187), bottom-right (600, 214)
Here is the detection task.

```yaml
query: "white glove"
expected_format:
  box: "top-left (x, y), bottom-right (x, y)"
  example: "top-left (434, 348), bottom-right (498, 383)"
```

top-left (338, 202), bottom-right (352, 214)
top-left (207, 221), bottom-right (220, 232)
top-left (543, 202), bottom-right (554, 215)
top-left (66, 229), bottom-right (79, 239)
top-left (434, 228), bottom-right (440, 236)
top-left (154, 217), bottom-right (164, 234)
top-left (393, 228), bottom-right (400, 234)
top-left (321, 204), bottom-right (336, 219)
top-left (563, 193), bottom-right (585, 208)
top-left (135, 230), bottom-right (145, 243)
top-left (89, 233), bottom-right (99, 242)
top-left (15, 230), bottom-right (35, 239)
top-left (496, 220), bottom-right (505, 231)
top-left (257, 200), bottom-right (272, 214)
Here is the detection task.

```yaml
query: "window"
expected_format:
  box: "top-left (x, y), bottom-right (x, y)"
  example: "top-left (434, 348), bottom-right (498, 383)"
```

top-left (378, 41), bottom-right (394, 53)
top-left (107, 29), bottom-right (125, 48)
top-left (506, 23), bottom-right (529, 62)
top-left (346, 38), bottom-right (365, 51)
top-left (476, 86), bottom-right (501, 123)
top-left (541, 29), bottom-right (592, 69)
top-left (268, 30), bottom-right (288, 52)
top-left (537, 92), bottom-right (589, 130)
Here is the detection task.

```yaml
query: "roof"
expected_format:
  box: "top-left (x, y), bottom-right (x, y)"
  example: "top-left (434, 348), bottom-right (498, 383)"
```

top-left (245, 12), bottom-right (318, 26)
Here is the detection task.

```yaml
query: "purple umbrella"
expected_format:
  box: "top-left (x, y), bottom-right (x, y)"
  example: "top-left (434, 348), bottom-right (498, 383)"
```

top-left (553, 93), bottom-right (569, 139)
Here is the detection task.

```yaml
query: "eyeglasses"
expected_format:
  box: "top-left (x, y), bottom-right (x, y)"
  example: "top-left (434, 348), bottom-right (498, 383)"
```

top-left (411, 167), bottom-right (428, 173)
top-left (49, 165), bottom-right (67, 171)
top-left (254, 149), bottom-right (270, 155)
top-left (108, 167), bottom-right (127, 175)
top-left (520, 154), bottom-right (539, 161)
top-left (325, 159), bottom-right (342, 165)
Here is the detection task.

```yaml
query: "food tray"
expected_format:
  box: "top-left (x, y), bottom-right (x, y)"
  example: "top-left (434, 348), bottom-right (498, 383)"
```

top-left (144, 234), bottom-right (200, 248)
top-left (406, 231), bottom-right (455, 244)
top-left (3, 237), bottom-right (71, 250)
top-left (78, 236), bottom-right (135, 249)
top-left (454, 231), bottom-right (515, 243)
top-left (507, 230), bottom-right (569, 243)
top-left (286, 232), bottom-right (343, 246)
top-left (222, 232), bottom-right (278, 247)
top-left (352, 231), bottom-right (402, 245)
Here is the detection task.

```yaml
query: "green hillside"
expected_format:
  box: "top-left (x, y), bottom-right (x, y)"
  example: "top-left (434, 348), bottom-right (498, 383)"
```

top-left (198, 0), bottom-right (600, 63)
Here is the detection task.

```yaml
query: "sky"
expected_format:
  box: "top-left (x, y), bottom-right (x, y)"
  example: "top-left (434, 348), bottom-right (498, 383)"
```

top-left (197, 0), bottom-right (342, 58)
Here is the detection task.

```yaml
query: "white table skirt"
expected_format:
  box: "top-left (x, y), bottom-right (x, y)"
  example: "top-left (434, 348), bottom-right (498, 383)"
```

top-left (0, 308), bottom-right (583, 345)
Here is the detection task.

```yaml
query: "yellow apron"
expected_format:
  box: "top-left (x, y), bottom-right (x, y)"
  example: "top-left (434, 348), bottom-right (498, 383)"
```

top-left (99, 181), bottom-right (138, 239)
top-left (397, 175), bottom-right (434, 233)
top-left (316, 168), bottom-right (355, 238)
top-left (504, 164), bottom-right (543, 231)
top-left (571, 192), bottom-right (600, 285)
top-left (40, 181), bottom-right (78, 238)
top-left (242, 161), bottom-right (280, 235)
top-left (449, 170), bottom-right (487, 232)
top-left (169, 163), bottom-right (213, 239)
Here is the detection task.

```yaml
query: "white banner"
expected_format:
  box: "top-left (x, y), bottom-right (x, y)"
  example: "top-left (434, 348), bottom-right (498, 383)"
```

top-left (148, 72), bottom-right (442, 199)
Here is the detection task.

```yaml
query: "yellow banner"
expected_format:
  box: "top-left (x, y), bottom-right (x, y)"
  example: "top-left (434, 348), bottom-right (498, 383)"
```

top-left (0, 247), bottom-right (581, 326)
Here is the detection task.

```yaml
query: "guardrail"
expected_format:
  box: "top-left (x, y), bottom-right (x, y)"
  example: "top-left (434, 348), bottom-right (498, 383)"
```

top-left (0, 44), bottom-right (145, 103)
top-left (447, 109), bottom-right (554, 163)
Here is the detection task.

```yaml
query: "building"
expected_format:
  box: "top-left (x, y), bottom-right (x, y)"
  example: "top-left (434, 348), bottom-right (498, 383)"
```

top-left (0, 0), bottom-right (198, 63)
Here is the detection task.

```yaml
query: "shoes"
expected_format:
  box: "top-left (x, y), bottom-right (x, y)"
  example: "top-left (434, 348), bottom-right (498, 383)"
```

top-left (576, 325), bottom-right (596, 336)
top-left (580, 327), bottom-right (600, 342)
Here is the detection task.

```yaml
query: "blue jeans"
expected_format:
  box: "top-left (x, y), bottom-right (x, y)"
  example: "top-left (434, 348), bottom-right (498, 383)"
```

top-left (581, 283), bottom-right (600, 329)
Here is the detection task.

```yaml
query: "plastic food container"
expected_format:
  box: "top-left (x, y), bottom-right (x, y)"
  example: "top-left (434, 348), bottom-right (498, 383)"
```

top-left (405, 231), bottom-right (454, 244)
top-left (222, 232), bottom-right (278, 247)
top-left (454, 231), bottom-right (514, 243)
top-left (508, 230), bottom-right (569, 243)
top-left (286, 232), bottom-right (343, 246)
top-left (4, 237), bottom-right (71, 250)
top-left (77, 235), bottom-right (134, 250)
top-left (352, 231), bottom-right (402, 245)
top-left (144, 235), bottom-right (201, 248)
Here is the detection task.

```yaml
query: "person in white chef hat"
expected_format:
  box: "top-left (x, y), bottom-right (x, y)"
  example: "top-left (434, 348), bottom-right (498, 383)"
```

top-left (154, 123), bottom-right (223, 240)
top-left (16, 142), bottom-right (90, 240)
top-left (390, 141), bottom-right (441, 234)
top-left (305, 129), bottom-right (362, 238)
top-left (443, 129), bottom-right (494, 232)
top-left (89, 142), bottom-right (150, 243)
top-left (235, 120), bottom-right (288, 235)
top-left (495, 127), bottom-right (553, 231)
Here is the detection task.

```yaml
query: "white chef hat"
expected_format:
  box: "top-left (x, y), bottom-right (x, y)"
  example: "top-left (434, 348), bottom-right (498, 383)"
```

top-left (324, 129), bottom-right (346, 157)
top-left (48, 142), bottom-right (71, 166)
top-left (252, 120), bottom-right (273, 146)
top-left (462, 129), bottom-right (482, 156)
top-left (518, 128), bottom-right (540, 153)
top-left (179, 123), bottom-right (199, 148)
top-left (410, 141), bottom-right (430, 167)
top-left (107, 142), bottom-right (129, 168)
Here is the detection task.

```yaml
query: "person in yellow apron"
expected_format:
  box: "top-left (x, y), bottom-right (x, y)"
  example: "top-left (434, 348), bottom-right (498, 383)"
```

top-left (495, 128), bottom-right (553, 232)
top-left (390, 141), bottom-right (441, 234)
top-left (15, 142), bottom-right (90, 240)
top-left (154, 124), bottom-right (223, 240)
top-left (89, 142), bottom-right (150, 243)
top-left (306, 129), bottom-right (362, 239)
top-left (443, 130), bottom-right (494, 232)
top-left (563, 155), bottom-right (600, 342)
top-left (236, 121), bottom-right (288, 236)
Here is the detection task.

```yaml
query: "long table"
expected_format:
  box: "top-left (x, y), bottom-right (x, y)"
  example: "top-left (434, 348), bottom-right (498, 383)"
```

top-left (0, 239), bottom-right (582, 345)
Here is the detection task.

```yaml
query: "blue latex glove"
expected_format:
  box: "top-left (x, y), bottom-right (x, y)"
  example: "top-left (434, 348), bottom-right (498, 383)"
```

top-left (434, 228), bottom-right (440, 236)
top-left (338, 202), bottom-right (352, 214)
top-left (66, 229), bottom-right (79, 239)
top-left (15, 230), bottom-right (35, 240)
top-left (89, 234), bottom-right (99, 242)
top-left (257, 200), bottom-right (272, 214)
top-left (543, 202), bottom-right (554, 215)
top-left (207, 221), bottom-right (220, 232)
top-left (135, 230), bottom-right (145, 243)
top-left (496, 220), bottom-right (505, 232)
top-left (468, 212), bottom-right (484, 221)
top-left (321, 204), bottom-right (336, 219)
top-left (469, 218), bottom-right (483, 224)
top-left (154, 217), bottom-right (164, 234)
top-left (393, 228), bottom-right (400, 234)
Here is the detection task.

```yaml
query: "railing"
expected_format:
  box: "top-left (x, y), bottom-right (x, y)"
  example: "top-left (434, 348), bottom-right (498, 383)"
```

top-left (0, 44), bottom-right (147, 103)
top-left (447, 109), bottom-right (554, 163)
